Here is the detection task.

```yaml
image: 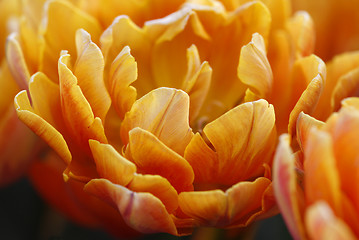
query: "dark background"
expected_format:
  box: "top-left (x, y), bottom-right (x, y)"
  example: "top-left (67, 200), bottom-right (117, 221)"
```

top-left (0, 178), bottom-right (292, 240)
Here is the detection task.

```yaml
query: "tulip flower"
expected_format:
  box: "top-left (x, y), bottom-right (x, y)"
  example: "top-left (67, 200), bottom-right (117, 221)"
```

top-left (0, 0), bottom-right (39, 186)
top-left (273, 97), bottom-right (359, 239)
top-left (9, 0), bottom-right (326, 236)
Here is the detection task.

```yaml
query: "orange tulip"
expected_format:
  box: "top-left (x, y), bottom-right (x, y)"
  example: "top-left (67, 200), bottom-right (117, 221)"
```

top-left (291, 0), bottom-right (359, 61)
top-left (0, 0), bottom-right (40, 186)
top-left (9, 0), bottom-right (326, 236)
top-left (273, 98), bottom-right (359, 239)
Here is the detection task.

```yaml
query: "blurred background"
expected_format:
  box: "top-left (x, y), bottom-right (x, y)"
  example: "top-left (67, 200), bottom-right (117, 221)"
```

top-left (0, 178), bottom-right (292, 240)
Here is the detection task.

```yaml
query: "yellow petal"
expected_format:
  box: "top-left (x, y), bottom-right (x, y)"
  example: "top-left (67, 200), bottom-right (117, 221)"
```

top-left (286, 11), bottom-right (315, 58)
top-left (181, 45), bottom-right (212, 122)
top-left (0, 61), bottom-right (19, 116)
top-left (288, 55), bottom-right (326, 138)
top-left (121, 87), bottom-right (193, 155)
top-left (238, 33), bottom-right (273, 98)
top-left (108, 46), bottom-right (137, 119)
top-left (58, 52), bottom-right (107, 151)
top-left (272, 134), bottom-right (307, 240)
top-left (128, 174), bottom-right (179, 214)
top-left (14, 90), bottom-right (72, 164)
top-left (305, 201), bottom-right (356, 240)
top-left (127, 127), bottom-right (194, 193)
top-left (74, 29), bottom-right (111, 122)
top-left (6, 33), bottom-right (31, 90)
top-left (84, 178), bottom-right (178, 235)
top-left (89, 140), bottom-right (136, 186)
top-left (186, 99), bottom-right (275, 185)
top-left (304, 129), bottom-right (342, 216)
top-left (331, 68), bottom-right (359, 112)
top-left (40, 0), bottom-right (101, 80)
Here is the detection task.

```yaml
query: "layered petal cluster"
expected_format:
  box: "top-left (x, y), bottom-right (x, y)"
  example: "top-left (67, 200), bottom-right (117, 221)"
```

top-left (0, 0), bottom-right (38, 186)
top-left (291, 0), bottom-right (359, 61)
top-left (8, 0), bottom-right (327, 236)
top-left (273, 98), bottom-right (359, 239)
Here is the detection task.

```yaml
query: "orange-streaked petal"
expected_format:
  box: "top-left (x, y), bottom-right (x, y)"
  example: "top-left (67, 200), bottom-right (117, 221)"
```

top-left (178, 189), bottom-right (227, 227)
top-left (121, 87), bottom-right (193, 155)
top-left (74, 29), bottom-right (111, 122)
top-left (128, 174), bottom-right (179, 214)
top-left (226, 177), bottom-right (272, 227)
top-left (304, 129), bottom-right (342, 215)
top-left (58, 52), bottom-right (107, 150)
top-left (40, 0), bottom-right (101, 80)
top-left (181, 45), bottom-right (212, 122)
top-left (288, 55), bottom-right (326, 138)
top-left (305, 201), bottom-right (356, 240)
top-left (296, 112), bottom-right (324, 150)
top-left (273, 134), bottom-right (306, 240)
top-left (331, 68), bottom-right (359, 112)
top-left (14, 90), bottom-right (72, 164)
top-left (89, 140), bottom-right (136, 186)
top-left (6, 33), bottom-right (30, 90)
top-left (84, 178), bottom-right (178, 235)
top-left (108, 46), bottom-right (137, 119)
top-left (186, 99), bottom-right (275, 185)
top-left (238, 33), bottom-right (273, 99)
top-left (127, 127), bottom-right (194, 193)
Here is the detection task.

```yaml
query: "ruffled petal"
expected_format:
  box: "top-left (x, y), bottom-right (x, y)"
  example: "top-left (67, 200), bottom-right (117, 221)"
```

top-left (273, 134), bottom-right (306, 240)
top-left (126, 127), bottom-right (194, 192)
top-left (296, 112), bottom-right (324, 150)
top-left (185, 99), bottom-right (275, 185)
top-left (58, 51), bottom-right (107, 151)
top-left (238, 33), bottom-right (273, 99)
top-left (14, 90), bottom-right (72, 164)
top-left (121, 87), bottom-right (193, 155)
top-left (108, 46), bottom-right (137, 119)
top-left (89, 140), bottom-right (136, 186)
top-left (305, 201), bottom-right (356, 240)
top-left (288, 55), bottom-right (326, 138)
top-left (84, 178), bottom-right (178, 235)
top-left (181, 45), bottom-right (212, 122)
top-left (74, 29), bottom-right (111, 122)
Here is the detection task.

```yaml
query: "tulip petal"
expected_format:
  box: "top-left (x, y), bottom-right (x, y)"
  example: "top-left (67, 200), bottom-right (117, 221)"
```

top-left (273, 134), bottom-right (306, 240)
top-left (226, 177), bottom-right (272, 227)
top-left (40, 0), bottom-right (101, 80)
top-left (128, 174), bottom-right (179, 214)
top-left (286, 11), bottom-right (314, 58)
top-left (74, 29), bottom-right (111, 122)
top-left (181, 45), bottom-right (212, 122)
top-left (84, 178), bottom-right (178, 235)
top-left (58, 52), bottom-right (107, 151)
top-left (89, 140), bottom-right (136, 186)
top-left (238, 33), bottom-right (273, 98)
top-left (108, 46), bottom-right (137, 119)
top-left (288, 55), bottom-right (326, 138)
top-left (296, 112), bottom-right (324, 150)
top-left (127, 127), bottom-right (194, 193)
top-left (186, 99), bottom-right (275, 185)
top-left (6, 33), bottom-right (31, 90)
top-left (304, 129), bottom-right (342, 215)
top-left (331, 68), bottom-right (359, 112)
top-left (14, 90), bottom-right (72, 164)
top-left (121, 87), bottom-right (193, 155)
top-left (305, 201), bottom-right (356, 240)
top-left (178, 189), bottom-right (227, 227)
